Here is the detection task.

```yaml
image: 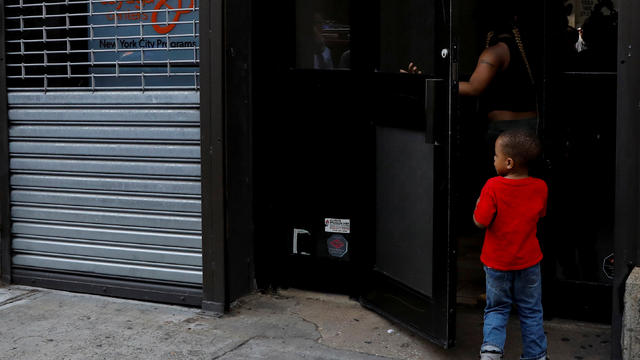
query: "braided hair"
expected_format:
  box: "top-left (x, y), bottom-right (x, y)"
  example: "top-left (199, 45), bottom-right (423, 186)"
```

top-left (485, 26), bottom-right (534, 85)
top-left (511, 26), bottom-right (534, 85)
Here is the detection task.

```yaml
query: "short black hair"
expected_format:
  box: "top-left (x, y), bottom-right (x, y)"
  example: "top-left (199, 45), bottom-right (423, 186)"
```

top-left (497, 129), bottom-right (541, 167)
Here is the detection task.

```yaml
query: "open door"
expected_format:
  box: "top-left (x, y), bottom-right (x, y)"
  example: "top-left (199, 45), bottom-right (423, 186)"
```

top-left (359, 75), bottom-right (454, 348)
top-left (357, 1), bottom-right (456, 349)
top-left (253, 0), bottom-right (455, 349)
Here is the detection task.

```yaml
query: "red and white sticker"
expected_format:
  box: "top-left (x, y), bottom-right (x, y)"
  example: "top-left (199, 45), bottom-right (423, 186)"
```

top-left (327, 234), bottom-right (349, 258)
top-left (324, 218), bottom-right (350, 234)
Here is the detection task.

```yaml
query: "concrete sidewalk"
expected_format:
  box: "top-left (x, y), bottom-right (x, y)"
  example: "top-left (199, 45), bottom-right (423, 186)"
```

top-left (0, 285), bottom-right (611, 359)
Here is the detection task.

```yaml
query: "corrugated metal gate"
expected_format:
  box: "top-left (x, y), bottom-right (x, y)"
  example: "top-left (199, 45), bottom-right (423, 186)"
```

top-left (3, 1), bottom-right (203, 302)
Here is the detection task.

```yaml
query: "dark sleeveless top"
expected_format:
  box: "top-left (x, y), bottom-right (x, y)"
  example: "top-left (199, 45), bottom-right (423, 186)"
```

top-left (482, 35), bottom-right (537, 113)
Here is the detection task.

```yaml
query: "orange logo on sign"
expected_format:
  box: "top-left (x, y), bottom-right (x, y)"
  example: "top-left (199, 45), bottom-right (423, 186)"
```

top-left (100, 0), bottom-right (195, 35)
top-left (152, 0), bottom-right (195, 34)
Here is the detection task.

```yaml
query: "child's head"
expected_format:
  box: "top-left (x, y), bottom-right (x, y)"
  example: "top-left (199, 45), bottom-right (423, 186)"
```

top-left (494, 129), bottom-right (541, 176)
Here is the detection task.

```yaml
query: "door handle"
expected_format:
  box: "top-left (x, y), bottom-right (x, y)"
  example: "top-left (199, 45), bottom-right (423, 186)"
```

top-left (425, 79), bottom-right (438, 144)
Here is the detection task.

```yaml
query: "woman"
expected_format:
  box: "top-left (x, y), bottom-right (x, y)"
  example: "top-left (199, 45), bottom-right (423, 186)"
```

top-left (405, 5), bottom-right (539, 151)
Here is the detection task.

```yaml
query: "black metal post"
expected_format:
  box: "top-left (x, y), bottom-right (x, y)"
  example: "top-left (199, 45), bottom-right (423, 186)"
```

top-left (613, 0), bottom-right (640, 358)
top-left (223, 0), bottom-right (254, 301)
top-left (200, 0), bottom-right (227, 313)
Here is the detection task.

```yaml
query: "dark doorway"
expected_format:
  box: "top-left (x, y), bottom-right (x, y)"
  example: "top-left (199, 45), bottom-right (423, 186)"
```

top-left (543, 0), bottom-right (617, 323)
top-left (452, 0), bottom-right (617, 323)
top-left (250, 0), bottom-right (618, 351)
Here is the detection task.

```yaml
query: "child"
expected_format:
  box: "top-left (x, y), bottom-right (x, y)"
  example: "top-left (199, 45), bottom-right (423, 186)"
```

top-left (473, 129), bottom-right (548, 360)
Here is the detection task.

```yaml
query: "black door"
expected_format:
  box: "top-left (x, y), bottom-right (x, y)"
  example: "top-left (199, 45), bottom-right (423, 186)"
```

top-left (253, 0), bottom-right (455, 348)
top-left (356, 1), bottom-right (455, 347)
top-left (359, 73), bottom-right (454, 348)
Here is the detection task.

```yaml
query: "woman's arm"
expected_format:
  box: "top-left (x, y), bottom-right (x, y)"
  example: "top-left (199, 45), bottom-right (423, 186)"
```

top-left (459, 42), bottom-right (510, 96)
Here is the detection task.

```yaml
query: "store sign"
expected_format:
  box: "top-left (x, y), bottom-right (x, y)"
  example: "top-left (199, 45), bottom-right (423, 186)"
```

top-left (91, 1), bottom-right (198, 60)
top-left (100, 0), bottom-right (195, 34)
top-left (90, 1), bottom-right (199, 87)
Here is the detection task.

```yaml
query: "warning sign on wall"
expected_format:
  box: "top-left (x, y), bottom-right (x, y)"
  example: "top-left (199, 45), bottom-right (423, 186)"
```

top-left (324, 218), bottom-right (351, 234)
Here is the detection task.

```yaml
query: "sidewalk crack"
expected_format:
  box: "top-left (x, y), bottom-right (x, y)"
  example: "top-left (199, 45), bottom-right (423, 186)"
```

top-left (290, 310), bottom-right (323, 342)
top-left (210, 336), bottom-right (256, 360)
top-left (0, 290), bottom-right (39, 309)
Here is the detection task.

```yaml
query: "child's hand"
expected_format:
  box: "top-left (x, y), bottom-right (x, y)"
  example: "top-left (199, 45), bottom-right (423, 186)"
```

top-left (473, 214), bottom-right (486, 229)
top-left (473, 197), bottom-right (485, 228)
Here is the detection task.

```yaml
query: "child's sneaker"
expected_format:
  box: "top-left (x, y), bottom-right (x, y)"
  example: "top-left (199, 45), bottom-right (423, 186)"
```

top-left (479, 351), bottom-right (503, 360)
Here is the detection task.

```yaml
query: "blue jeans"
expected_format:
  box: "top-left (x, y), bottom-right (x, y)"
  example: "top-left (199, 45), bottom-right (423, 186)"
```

top-left (481, 263), bottom-right (547, 360)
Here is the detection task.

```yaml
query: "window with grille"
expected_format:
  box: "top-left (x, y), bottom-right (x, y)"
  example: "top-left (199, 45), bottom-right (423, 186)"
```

top-left (4, 0), bottom-right (200, 91)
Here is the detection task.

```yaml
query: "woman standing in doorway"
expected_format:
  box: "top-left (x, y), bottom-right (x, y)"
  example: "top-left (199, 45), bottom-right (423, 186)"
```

top-left (404, 3), bottom-right (539, 158)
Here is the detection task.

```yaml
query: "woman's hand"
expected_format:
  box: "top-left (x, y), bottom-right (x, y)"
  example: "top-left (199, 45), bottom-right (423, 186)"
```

top-left (400, 62), bottom-right (422, 74)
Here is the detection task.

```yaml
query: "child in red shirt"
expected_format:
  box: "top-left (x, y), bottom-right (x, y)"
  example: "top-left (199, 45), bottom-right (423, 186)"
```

top-left (474, 129), bottom-right (548, 360)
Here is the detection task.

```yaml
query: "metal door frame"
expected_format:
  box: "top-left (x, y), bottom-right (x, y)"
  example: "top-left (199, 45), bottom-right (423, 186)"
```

top-left (200, 0), bottom-right (254, 312)
top-left (612, 0), bottom-right (640, 358)
top-left (200, 0), bottom-right (226, 313)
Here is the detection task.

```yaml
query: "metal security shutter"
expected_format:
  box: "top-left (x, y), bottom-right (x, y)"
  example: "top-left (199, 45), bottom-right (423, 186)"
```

top-left (3, 1), bottom-right (204, 302)
top-left (9, 91), bottom-right (202, 284)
